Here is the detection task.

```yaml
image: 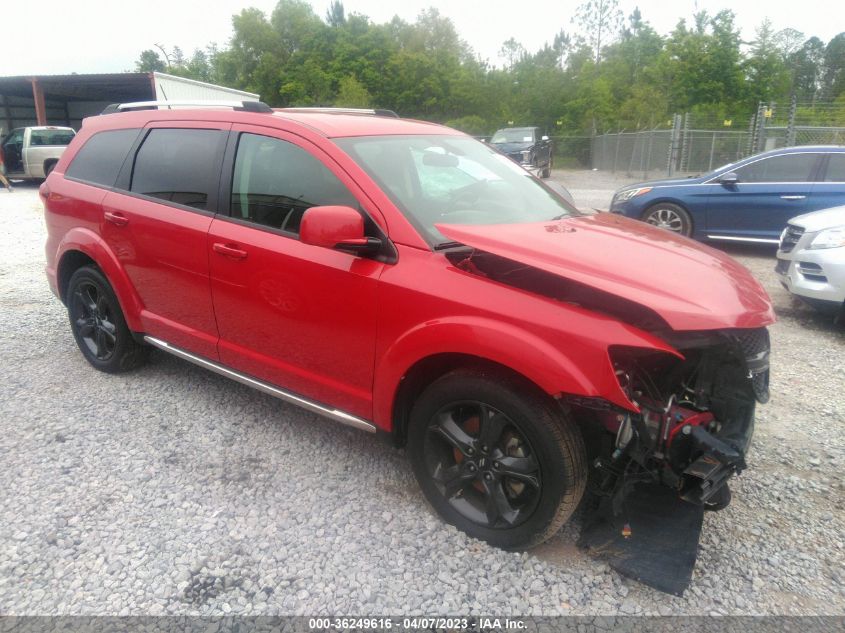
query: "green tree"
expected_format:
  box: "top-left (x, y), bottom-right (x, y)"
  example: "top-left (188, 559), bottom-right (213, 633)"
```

top-left (823, 33), bottom-right (845, 99)
top-left (335, 75), bottom-right (372, 107)
top-left (788, 37), bottom-right (825, 102)
top-left (135, 49), bottom-right (166, 72)
top-left (744, 19), bottom-right (791, 106)
top-left (573, 0), bottom-right (623, 63)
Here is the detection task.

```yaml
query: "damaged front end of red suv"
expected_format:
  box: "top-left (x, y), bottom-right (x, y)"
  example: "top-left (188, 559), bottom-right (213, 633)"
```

top-left (570, 329), bottom-right (769, 594)
top-left (437, 214), bottom-right (773, 594)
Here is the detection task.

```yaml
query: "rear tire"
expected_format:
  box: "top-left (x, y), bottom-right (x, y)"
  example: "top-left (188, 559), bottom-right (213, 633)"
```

top-left (67, 266), bottom-right (149, 373)
top-left (407, 369), bottom-right (586, 549)
top-left (44, 161), bottom-right (57, 177)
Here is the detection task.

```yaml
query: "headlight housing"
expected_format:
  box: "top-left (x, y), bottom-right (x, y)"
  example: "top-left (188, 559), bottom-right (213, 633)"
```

top-left (614, 187), bottom-right (653, 202)
top-left (809, 226), bottom-right (845, 249)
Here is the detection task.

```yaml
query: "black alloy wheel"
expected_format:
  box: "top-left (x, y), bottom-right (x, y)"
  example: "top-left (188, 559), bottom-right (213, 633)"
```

top-left (66, 266), bottom-right (149, 373)
top-left (70, 280), bottom-right (118, 362)
top-left (424, 401), bottom-right (542, 529)
top-left (408, 369), bottom-right (586, 549)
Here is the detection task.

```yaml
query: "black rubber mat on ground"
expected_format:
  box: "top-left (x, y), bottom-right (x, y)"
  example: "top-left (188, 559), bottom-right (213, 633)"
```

top-left (577, 483), bottom-right (704, 596)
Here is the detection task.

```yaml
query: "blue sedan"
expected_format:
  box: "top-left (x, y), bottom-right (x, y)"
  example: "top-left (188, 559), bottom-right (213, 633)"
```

top-left (609, 145), bottom-right (845, 244)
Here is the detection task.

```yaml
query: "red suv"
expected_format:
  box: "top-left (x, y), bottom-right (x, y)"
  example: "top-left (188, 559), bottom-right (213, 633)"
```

top-left (43, 102), bottom-right (773, 553)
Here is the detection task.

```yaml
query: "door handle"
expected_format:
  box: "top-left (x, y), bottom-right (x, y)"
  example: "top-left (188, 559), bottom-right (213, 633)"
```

top-left (104, 211), bottom-right (129, 226)
top-left (780, 195), bottom-right (806, 200)
top-left (212, 242), bottom-right (248, 260)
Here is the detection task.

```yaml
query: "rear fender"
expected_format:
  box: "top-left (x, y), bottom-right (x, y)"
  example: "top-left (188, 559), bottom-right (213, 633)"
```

top-left (54, 228), bottom-right (144, 332)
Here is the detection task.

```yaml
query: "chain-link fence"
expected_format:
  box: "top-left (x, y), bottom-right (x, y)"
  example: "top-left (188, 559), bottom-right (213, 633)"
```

top-left (590, 100), bottom-right (845, 177)
top-left (590, 129), bottom-right (673, 177)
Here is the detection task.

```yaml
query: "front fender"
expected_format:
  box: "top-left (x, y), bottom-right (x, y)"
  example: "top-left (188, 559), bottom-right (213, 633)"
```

top-left (372, 315), bottom-right (678, 430)
top-left (54, 228), bottom-right (144, 332)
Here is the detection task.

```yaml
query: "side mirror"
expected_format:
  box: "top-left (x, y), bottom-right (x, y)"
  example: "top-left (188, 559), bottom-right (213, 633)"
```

top-left (719, 172), bottom-right (739, 186)
top-left (541, 135), bottom-right (549, 141)
top-left (300, 205), bottom-right (380, 254)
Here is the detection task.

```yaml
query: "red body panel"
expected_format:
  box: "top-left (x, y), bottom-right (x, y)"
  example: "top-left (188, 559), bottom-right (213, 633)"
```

top-left (43, 108), bottom-right (776, 432)
top-left (101, 190), bottom-right (219, 359)
top-left (207, 216), bottom-right (382, 419)
top-left (436, 214), bottom-right (776, 331)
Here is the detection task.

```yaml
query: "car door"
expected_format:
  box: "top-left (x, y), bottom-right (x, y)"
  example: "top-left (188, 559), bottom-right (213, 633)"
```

top-left (100, 121), bottom-right (230, 359)
top-left (2, 128), bottom-right (25, 174)
top-left (807, 152), bottom-right (845, 213)
top-left (705, 152), bottom-right (821, 242)
top-left (207, 126), bottom-right (385, 419)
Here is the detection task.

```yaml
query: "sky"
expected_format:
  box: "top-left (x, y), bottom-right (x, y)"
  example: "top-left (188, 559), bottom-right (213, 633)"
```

top-left (5, 0), bottom-right (845, 76)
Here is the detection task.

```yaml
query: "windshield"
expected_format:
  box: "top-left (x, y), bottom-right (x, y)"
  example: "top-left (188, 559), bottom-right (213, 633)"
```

top-left (334, 134), bottom-right (579, 246)
top-left (490, 128), bottom-right (535, 144)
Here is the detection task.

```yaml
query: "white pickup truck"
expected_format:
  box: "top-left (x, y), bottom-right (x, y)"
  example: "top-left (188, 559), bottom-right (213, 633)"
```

top-left (1, 126), bottom-right (76, 180)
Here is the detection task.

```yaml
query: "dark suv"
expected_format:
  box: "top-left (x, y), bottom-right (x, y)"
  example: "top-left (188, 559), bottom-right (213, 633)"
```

top-left (42, 102), bottom-right (772, 565)
top-left (488, 127), bottom-right (553, 178)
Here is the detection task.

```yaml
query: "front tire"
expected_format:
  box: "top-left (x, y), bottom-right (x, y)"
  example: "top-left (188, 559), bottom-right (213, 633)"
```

top-left (67, 266), bottom-right (148, 373)
top-left (642, 202), bottom-right (692, 236)
top-left (407, 369), bottom-right (586, 549)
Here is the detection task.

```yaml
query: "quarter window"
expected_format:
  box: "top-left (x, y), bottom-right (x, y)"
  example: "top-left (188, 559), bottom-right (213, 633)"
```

top-left (231, 133), bottom-right (357, 234)
top-left (823, 154), bottom-right (845, 182)
top-left (734, 153), bottom-right (818, 183)
top-left (65, 129), bottom-right (140, 187)
top-left (130, 128), bottom-right (225, 210)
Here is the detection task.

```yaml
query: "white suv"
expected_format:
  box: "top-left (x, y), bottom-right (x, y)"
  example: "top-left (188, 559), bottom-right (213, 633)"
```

top-left (776, 206), bottom-right (845, 317)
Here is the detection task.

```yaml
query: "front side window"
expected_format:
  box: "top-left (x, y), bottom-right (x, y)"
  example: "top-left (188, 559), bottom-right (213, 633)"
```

top-left (231, 133), bottom-right (357, 234)
top-left (130, 128), bottom-right (224, 210)
top-left (66, 128), bottom-right (140, 187)
top-left (734, 153), bottom-right (818, 183)
top-left (335, 135), bottom-right (578, 245)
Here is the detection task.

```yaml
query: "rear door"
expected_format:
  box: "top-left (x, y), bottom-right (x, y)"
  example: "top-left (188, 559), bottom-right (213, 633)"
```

top-left (705, 152), bottom-right (821, 242)
top-left (207, 125), bottom-right (384, 418)
top-left (101, 121), bottom-right (230, 359)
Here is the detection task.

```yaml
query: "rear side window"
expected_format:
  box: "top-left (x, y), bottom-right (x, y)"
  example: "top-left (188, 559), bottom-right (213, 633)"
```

top-left (735, 153), bottom-right (818, 183)
top-left (30, 129), bottom-right (75, 146)
top-left (823, 154), bottom-right (845, 182)
top-left (65, 129), bottom-right (140, 187)
top-left (231, 133), bottom-right (357, 234)
top-left (130, 129), bottom-right (224, 210)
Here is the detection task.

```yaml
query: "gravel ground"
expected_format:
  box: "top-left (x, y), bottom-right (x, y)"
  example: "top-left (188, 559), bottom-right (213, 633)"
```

top-left (1, 176), bottom-right (843, 616)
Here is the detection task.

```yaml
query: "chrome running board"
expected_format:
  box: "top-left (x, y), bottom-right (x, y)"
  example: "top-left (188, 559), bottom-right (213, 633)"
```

top-left (143, 336), bottom-right (377, 433)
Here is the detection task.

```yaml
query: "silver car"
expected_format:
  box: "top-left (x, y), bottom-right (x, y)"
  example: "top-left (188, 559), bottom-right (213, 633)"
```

top-left (776, 205), bottom-right (845, 316)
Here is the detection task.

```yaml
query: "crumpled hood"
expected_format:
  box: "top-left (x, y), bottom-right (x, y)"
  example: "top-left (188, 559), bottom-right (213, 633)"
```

top-left (788, 205), bottom-right (845, 233)
top-left (436, 213), bottom-right (775, 332)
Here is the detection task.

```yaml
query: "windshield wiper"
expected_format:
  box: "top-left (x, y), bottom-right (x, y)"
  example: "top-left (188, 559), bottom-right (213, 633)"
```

top-left (433, 240), bottom-right (469, 251)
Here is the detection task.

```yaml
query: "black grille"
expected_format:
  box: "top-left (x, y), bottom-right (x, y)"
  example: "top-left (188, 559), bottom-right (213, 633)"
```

top-left (780, 225), bottom-right (804, 253)
top-left (732, 328), bottom-right (770, 404)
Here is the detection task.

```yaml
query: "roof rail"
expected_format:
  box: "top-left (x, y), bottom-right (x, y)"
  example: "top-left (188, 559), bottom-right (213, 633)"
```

top-left (278, 107), bottom-right (400, 118)
top-left (101, 100), bottom-right (273, 115)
